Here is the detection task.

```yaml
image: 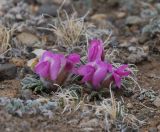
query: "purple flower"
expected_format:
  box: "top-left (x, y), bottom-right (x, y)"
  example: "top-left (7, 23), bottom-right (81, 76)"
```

top-left (34, 51), bottom-right (66, 81)
top-left (78, 38), bottom-right (131, 89)
top-left (78, 60), bottom-right (108, 88)
top-left (108, 64), bottom-right (130, 88)
top-left (65, 53), bottom-right (80, 71)
top-left (88, 39), bottom-right (104, 62)
top-left (34, 51), bottom-right (80, 82)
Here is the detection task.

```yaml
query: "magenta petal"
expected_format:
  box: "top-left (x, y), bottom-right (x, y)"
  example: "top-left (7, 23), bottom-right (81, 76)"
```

top-left (40, 51), bottom-right (54, 62)
top-left (117, 64), bottom-right (128, 71)
top-left (113, 73), bottom-right (121, 88)
top-left (115, 64), bottom-right (130, 77)
top-left (116, 71), bottom-right (130, 76)
top-left (107, 63), bottom-right (113, 72)
top-left (67, 53), bottom-right (80, 64)
top-left (88, 39), bottom-right (104, 62)
top-left (65, 62), bottom-right (73, 71)
top-left (57, 54), bottom-right (66, 68)
top-left (50, 56), bottom-right (61, 81)
top-left (65, 53), bottom-right (80, 71)
top-left (92, 62), bottom-right (108, 87)
top-left (35, 61), bottom-right (50, 78)
top-left (78, 65), bottom-right (95, 82)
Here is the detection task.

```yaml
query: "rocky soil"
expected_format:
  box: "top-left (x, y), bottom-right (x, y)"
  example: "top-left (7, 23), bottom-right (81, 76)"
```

top-left (0, 0), bottom-right (160, 132)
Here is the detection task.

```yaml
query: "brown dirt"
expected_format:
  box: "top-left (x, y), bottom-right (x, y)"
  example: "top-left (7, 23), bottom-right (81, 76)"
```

top-left (138, 58), bottom-right (160, 92)
top-left (0, 58), bottom-right (159, 131)
top-left (0, 79), bottom-right (21, 98)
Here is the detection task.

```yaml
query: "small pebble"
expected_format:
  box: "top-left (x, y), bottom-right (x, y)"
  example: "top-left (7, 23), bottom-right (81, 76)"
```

top-left (127, 103), bottom-right (133, 109)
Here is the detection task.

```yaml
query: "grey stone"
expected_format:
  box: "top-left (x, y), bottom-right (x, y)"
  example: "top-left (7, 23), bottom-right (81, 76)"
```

top-left (80, 118), bottom-right (99, 128)
top-left (16, 14), bottom-right (23, 20)
top-left (148, 127), bottom-right (158, 132)
top-left (68, 119), bottom-right (79, 125)
top-left (128, 46), bottom-right (137, 53)
top-left (155, 3), bottom-right (160, 13)
top-left (126, 16), bottom-right (143, 25)
top-left (126, 103), bottom-right (133, 109)
top-left (80, 128), bottom-right (94, 132)
top-left (127, 48), bottom-right (148, 63)
top-left (142, 17), bottom-right (160, 37)
top-left (122, 126), bottom-right (138, 132)
top-left (141, 9), bottom-right (157, 19)
top-left (20, 121), bottom-right (31, 131)
top-left (138, 35), bottom-right (149, 44)
top-left (20, 89), bottom-right (33, 100)
top-left (120, 0), bottom-right (140, 14)
top-left (127, 54), bottom-right (141, 63)
top-left (37, 0), bottom-right (71, 5)
top-left (0, 63), bottom-right (17, 81)
top-left (153, 97), bottom-right (160, 108)
top-left (37, 4), bottom-right (58, 17)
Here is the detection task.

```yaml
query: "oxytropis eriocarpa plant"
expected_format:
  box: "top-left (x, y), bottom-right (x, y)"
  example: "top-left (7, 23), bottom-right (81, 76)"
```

top-left (77, 39), bottom-right (130, 90)
top-left (30, 38), bottom-right (131, 93)
top-left (33, 51), bottom-right (80, 91)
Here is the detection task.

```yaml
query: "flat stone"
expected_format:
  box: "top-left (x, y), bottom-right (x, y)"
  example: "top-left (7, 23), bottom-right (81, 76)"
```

top-left (17, 32), bottom-right (40, 46)
top-left (126, 16), bottom-right (143, 25)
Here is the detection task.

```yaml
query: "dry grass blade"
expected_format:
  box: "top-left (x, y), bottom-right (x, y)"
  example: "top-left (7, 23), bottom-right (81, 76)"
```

top-left (123, 114), bottom-right (145, 127)
top-left (95, 87), bottom-right (123, 120)
top-left (52, 11), bottom-right (86, 47)
top-left (0, 25), bottom-right (13, 55)
top-left (54, 88), bottom-right (79, 114)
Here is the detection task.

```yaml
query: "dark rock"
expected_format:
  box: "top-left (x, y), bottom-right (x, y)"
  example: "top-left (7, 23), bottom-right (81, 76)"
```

top-left (24, 0), bottom-right (37, 4)
top-left (37, 4), bottom-right (58, 17)
top-left (0, 63), bottom-right (17, 81)
top-left (107, 0), bottom-right (119, 7)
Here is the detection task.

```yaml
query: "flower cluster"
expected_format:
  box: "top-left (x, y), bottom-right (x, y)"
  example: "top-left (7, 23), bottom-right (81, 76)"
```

top-left (34, 51), bottom-right (80, 85)
top-left (77, 39), bottom-right (130, 89)
top-left (34, 39), bottom-right (130, 89)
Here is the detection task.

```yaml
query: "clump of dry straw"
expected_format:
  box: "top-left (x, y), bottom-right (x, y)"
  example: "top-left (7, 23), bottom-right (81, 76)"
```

top-left (0, 25), bottom-right (13, 55)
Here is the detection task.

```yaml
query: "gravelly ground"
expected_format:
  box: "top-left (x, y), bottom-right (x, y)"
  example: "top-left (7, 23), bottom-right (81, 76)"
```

top-left (0, 0), bottom-right (160, 132)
